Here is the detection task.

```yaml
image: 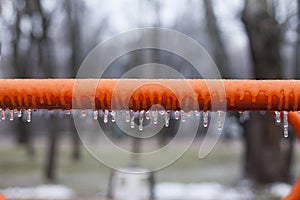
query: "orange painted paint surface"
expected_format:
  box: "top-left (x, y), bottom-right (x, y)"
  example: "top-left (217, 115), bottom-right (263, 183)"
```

top-left (282, 112), bottom-right (300, 200)
top-left (0, 193), bottom-right (7, 200)
top-left (0, 79), bottom-right (299, 111)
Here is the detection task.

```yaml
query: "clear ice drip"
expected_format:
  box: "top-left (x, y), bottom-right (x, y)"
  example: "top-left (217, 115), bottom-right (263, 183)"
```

top-left (93, 110), bottom-right (98, 120)
top-left (145, 111), bottom-right (150, 120)
top-left (175, 111), bottom-right (180, 120)
top-left (111, 110), bottom-right (116, 123)
top-left (203, 111), bottom-right (209, 128)
top-left (275, 111), bottom-right (281, 125)
top-left (81, 110), bottom-right (87, 117)
top-left (217, 111), bottom-right (223, 130)
top-left (152, 110), bottom-right (158, 125)
top-left (9, 110), bottom-right (14, 121)
top-left (104, 109), bottom-right (109, 123)
top-left (283, 111), bottom-right (288, 138)
top-left (1, 109), bottom-right (5, 121)
top-left (66, 110), bottom-right (71, 115)
top-left (17, 110), bottom-right (22, 118)
top-left (181, 110), bottom-right (186, 123)
top-left (125, 110), bottom-right (130, 123)
top-left (159, 110), bottom-right (165, 115)
top-left (165, 111), bottom-right (170, 127)
top-left (26, 109), bottom-right (31, 122)
top-left (139, 110), bottom-right (144, 131)
top-left (130, 110), bottom-right (135, 128)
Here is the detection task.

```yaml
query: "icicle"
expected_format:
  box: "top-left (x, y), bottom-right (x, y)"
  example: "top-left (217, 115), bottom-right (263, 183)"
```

top-left (26, 109), bottom-right (31, 122)
top-left (203, 111), bottom-right (209, 128)
top-left (165, 111), bottom-right (170, 127)
top-left (181, 110), bottom-right (186, 123)
top-left (194, 110), bottom-right (200, 117)
top-left (81, 110), bottom-right (87, 117)
top-left (130, 110), bottom-right (135, 128)
top-left (239, 111), bottom-right (244, 123)
top-left (145, 111), bottom-right (150, 120)
top-left (175, 111), bottom-right (180, 120)
top-left (111, 110), bottom-right (116, 123)
top-left (283, 111), bottom-right (288, 138)
top-left (1, 109), bottom-right (5, 121)
top-left (125, 110), bottom-right (130, 123)
top-left (152, 110), bottom-right (158, 125)
top-left (104, 109), bottom-right (109, 123)
top-left (139, 110), bottom-right (144, 131)
top-left (159, 110), bottom-right (165, 115)
top-left (274, 111), bottom-right (281, 125)
top-left (17, 110), bottom-right (22, 118)
top-left (9, 110), bottom-right (14, 121)
top-left (66, 110), bottom-right (71, 115)
top-left (217, 111), bottom-right (223, 130)
top-left (93, 110), bottom-right (98, 120)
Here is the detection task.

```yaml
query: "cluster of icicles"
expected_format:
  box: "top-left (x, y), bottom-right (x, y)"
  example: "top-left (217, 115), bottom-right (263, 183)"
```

top-left (0, 108), bottom-right (291, 137)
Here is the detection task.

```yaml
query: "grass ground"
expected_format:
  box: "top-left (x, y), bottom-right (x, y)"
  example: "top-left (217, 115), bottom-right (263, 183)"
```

top-left (0, 135), bottom-right (299, 199)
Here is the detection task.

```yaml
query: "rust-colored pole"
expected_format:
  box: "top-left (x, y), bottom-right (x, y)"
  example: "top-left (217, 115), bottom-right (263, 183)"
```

top-left (0, 79), bottom-right (299, 111)
top-left (283, 112), bottom-right (300, 200)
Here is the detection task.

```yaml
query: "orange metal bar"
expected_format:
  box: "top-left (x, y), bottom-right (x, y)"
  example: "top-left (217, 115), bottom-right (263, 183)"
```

top-left (283, 112), bottom-right (300, 200)
top-left (0, 79), bottom-right (299, 111)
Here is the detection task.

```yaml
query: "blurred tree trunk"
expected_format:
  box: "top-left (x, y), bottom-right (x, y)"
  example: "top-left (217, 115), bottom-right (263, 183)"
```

top-left (296, 0), bottom-right (300, 78)
top-left (242, 0), bottom-right (293, 183)
top-left (66, 0), bottom-right (81, 161)
top-left (203, 0), bottom-right (231, 78)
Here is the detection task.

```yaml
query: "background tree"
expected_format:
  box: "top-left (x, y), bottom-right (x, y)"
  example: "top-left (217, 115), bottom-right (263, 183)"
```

top-left (242, 0), bottom-right (294, 183)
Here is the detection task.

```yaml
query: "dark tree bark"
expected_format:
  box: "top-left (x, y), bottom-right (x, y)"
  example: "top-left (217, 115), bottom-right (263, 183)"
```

top-left (296, 0), bottom-right (300, 78)
top-left (203, 0), bottom-right (231, 78)
top-left (65, 0), bottom-right (82, 161)
top-left (242, 0), bottom-right (294, 183)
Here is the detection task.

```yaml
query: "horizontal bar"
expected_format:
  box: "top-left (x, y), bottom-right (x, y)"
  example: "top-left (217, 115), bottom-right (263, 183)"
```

top-left (0, 79), bottom-right (299, 111)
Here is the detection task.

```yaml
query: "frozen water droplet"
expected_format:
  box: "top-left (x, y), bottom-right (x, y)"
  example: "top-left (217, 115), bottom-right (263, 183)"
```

top-left (217, 111), bottom-right (223, 130)
top-left (159, 110), bottom-right (165, 115)
top-left (145, 111), bottom-right (150, 120)
top-left (187, 112), bottom-right (191, 117)
top-left (130, 110), bottom-right (135, 128)
top-left (17, 110), bottom-right (22, 118)
top-left (194, 110), bottom-right (200, 117)
top-left (139, 110), bottom-right (144, 131)
top-left (93, 110), bottom-right (98, 120)
top-left (66, 110), bottom-right (71, 115)
top-left (175, 111), bottom-right (180, 120)
top-left (181, 110), bottom-right (186, 123)
top-left (104, 109), bottom-right (109, 123)
top-left (1, 109), bottom-right (5, 121)
top-left (165, 111), bottom-right (170, 127)
top-left (81, 110), bottom-right (87, 117)
top-left (111, 110), bottom-right (116, 122)
top-left (152, 110), bottom-right (158, 125)
top-left (125, 110), bottom-right (130, 123)
top-left (203, 111), bottom-right (209, 128)
top-left (283, 111), bottom-right (288, 138)
top-left (26, 109), bottom-right (31, 122)
top-left (239, 111), bottom-right (250, 123)
top-left (275, 111), bottom-right (281, 125)
top-left (9, 110), bottom-right (14, 121)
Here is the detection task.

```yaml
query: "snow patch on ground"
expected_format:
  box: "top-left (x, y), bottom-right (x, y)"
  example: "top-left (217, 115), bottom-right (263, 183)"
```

top-left (155, 182), bottom-right (254, 200)
top-left (0, 185), bottom-right (75, 199)
top-left (269, 183), bottom-right (291, 198)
